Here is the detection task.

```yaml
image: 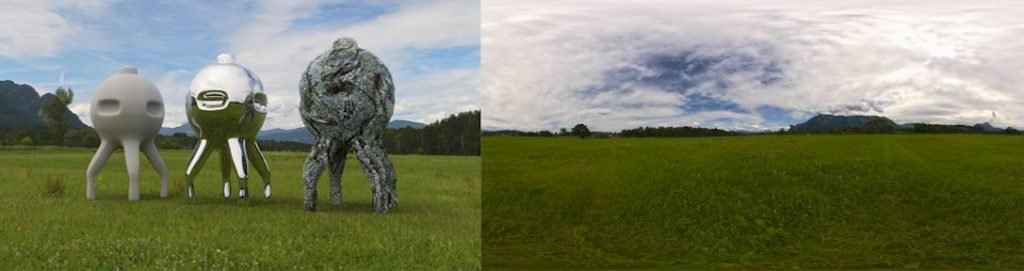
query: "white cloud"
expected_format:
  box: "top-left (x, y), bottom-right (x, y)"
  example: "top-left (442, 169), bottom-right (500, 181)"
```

top-left (68, 102), bottom-right (90, 125)
top-left (482, 0), bottom-right (1024, 131)
top-left (79, 0), bottom-right (482, 130)
top-left (152, 69), bottom-right (194, 127)
top-left (393, 68), bottom-right (480, 123)
top-left (224, 0), bottom-right (480, 129)
top-left (26, 83), bottom-right (49, 97)
top-left (0, 0), bottom-right (115, 58)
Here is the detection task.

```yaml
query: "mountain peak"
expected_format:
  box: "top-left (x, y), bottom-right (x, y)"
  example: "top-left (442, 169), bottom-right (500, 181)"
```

top-left (973, 122), bottom-right (1001, 132)
top-left (387, 120), bottom-right (427, 129)
top-left (791, 114), bottom-right (896, 133)
top-left (0, 80), bottom-right (86, 130)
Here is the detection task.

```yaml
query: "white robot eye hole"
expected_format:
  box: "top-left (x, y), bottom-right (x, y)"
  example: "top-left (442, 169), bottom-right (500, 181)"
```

top-left (97, 99), bottom-right (120, 116)
top-left (147, 101), bottom-right (164, 118)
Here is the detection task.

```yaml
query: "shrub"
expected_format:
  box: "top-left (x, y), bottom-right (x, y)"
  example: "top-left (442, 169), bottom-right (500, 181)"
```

top-left (45, 175), bottom-right (64, 195)
top-left (171, 178), bottom-right (185, 195)
top-left (19, 136), bottom-right (32, 146)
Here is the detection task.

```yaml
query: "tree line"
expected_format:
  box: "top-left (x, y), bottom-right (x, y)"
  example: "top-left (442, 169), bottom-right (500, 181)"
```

top-left (619, 126), bottom-right (737, 137)
top-left (483, 123), bottom-right (737, 138)
top-left (483, 121), bottom-right (1022, 139)
top-left (2, 105), bottom-right (482, 156)
top-left (910, 123), bottom-right (1019, 134)
top-left (382, 110), bottom-right (480, 155)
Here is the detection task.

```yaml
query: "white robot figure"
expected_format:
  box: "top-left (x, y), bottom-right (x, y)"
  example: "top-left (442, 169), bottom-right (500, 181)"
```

top-left (86, 66), bottom-right (169, 201)
top-left (184, 53), bottom-right (271, 200)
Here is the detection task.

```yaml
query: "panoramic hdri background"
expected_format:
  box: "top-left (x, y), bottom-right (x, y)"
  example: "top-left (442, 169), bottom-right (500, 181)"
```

top-left (482, 0), bottom-right (1023, 269)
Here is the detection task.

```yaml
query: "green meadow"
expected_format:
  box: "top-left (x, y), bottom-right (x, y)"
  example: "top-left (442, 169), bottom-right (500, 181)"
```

top-left (0, 148), bottom-right (480, 270)
top-left (483, 135), bottom-right (1023, 270)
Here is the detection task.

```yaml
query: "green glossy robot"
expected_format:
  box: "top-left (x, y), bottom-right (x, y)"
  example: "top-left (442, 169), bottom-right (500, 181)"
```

top-left (185, 53), bottom-right (271, 200)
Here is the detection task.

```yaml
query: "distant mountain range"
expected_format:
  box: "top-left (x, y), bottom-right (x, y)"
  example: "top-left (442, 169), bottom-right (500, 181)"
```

top-left (0, 80), bottom-right (87, 130)
top-left (388, 120), bottom-right (428, 129)
top-left (972, 122), bottom-right (1002, 132)
top-left (257, 127), bottom-right (313, 144)
top-left (789, 114), bottom-right (1008, 133)
top-left (789, 114), bottom-right (898, 133)
top-left (484, 114), bottom-right (1012, 136)
top-left (159, 119), bottom-right (428, 144)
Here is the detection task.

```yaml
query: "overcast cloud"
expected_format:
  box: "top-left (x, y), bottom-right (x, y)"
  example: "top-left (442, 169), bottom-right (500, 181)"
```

top-left (482, 0), bottom-right (1024, 131)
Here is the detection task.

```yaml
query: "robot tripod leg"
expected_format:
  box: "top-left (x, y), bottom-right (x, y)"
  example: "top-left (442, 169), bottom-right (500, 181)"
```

top-left (185, 139), bottom-right (213, 199)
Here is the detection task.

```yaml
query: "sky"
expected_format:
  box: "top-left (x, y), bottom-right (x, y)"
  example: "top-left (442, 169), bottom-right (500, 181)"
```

top-left (0, 0), bottom-right (479, 130)
top-left (482, 0), bottom-right (1024, 132)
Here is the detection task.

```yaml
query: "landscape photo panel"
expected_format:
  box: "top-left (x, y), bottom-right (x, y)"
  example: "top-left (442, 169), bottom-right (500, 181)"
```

top-left (481, 0), bottom-right (1024, 269)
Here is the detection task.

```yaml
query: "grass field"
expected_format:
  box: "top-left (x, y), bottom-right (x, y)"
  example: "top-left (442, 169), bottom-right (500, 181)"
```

top-left (483, 134), bottom-right (1024, 270)
top-left (0, 148), bottom-right (479, 270)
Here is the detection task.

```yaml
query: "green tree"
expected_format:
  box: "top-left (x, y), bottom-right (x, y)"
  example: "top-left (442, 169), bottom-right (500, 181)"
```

top-left (864, 118), bottom-right (894, 134)
top-left (41, 87), bottom-right (74, 145)
top-left (69, 127), bottom-right (100, 148)
top-left (19, 136), bottom-right (33, 146)
top-left (571, 123), bottom-right (591, 139)
top-left (380, 110), bottom-right (479, 155)
top-left (8, 128), bottom-right (37, 146)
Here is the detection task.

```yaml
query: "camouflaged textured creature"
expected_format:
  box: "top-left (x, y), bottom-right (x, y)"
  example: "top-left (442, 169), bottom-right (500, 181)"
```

top-left (299, 37), bottom-right (397, 213)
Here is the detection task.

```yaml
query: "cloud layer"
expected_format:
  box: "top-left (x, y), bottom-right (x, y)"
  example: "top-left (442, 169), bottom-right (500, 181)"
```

top-left (482, 0), bottom-right (1024, 131)
top-left (225, 0), bottom-right (480, 129)
top-left (0, 0), bottom-right (114, 58)
top-left (1, 0), bottom-right (479, 130)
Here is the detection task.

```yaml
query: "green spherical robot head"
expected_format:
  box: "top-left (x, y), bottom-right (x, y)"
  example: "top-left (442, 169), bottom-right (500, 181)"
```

top-left (186, 53), bottom-right (267, 140)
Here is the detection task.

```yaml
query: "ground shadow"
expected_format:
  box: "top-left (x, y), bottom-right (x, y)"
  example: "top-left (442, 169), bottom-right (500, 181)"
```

top-left (77, 191), bottom-right (408, 214)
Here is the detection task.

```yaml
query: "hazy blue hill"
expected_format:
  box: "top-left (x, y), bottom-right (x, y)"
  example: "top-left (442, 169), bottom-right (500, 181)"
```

top-left (0, 80), bottom-right (86, 130)
top-left (258, 127), bottom-right (314, 144)
top-left (158, 124), bottom-right (194, 136)
top-left (790, 114), bottom-right (1011, 134)
top-left (0, 81), bottom-right (43, 129)
top-left (973, 122), bottom-right (1002, 132)
top-left (388, 120), bottom-right (427, 129)
top-left (790, 114), bottom-right (897, 132)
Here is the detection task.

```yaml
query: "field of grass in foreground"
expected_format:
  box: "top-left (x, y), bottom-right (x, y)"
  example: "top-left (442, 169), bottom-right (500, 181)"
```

top-left (0, 148), bottom-right (479, 269)
top-left (483, 134), bottom-right (1023, 270)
